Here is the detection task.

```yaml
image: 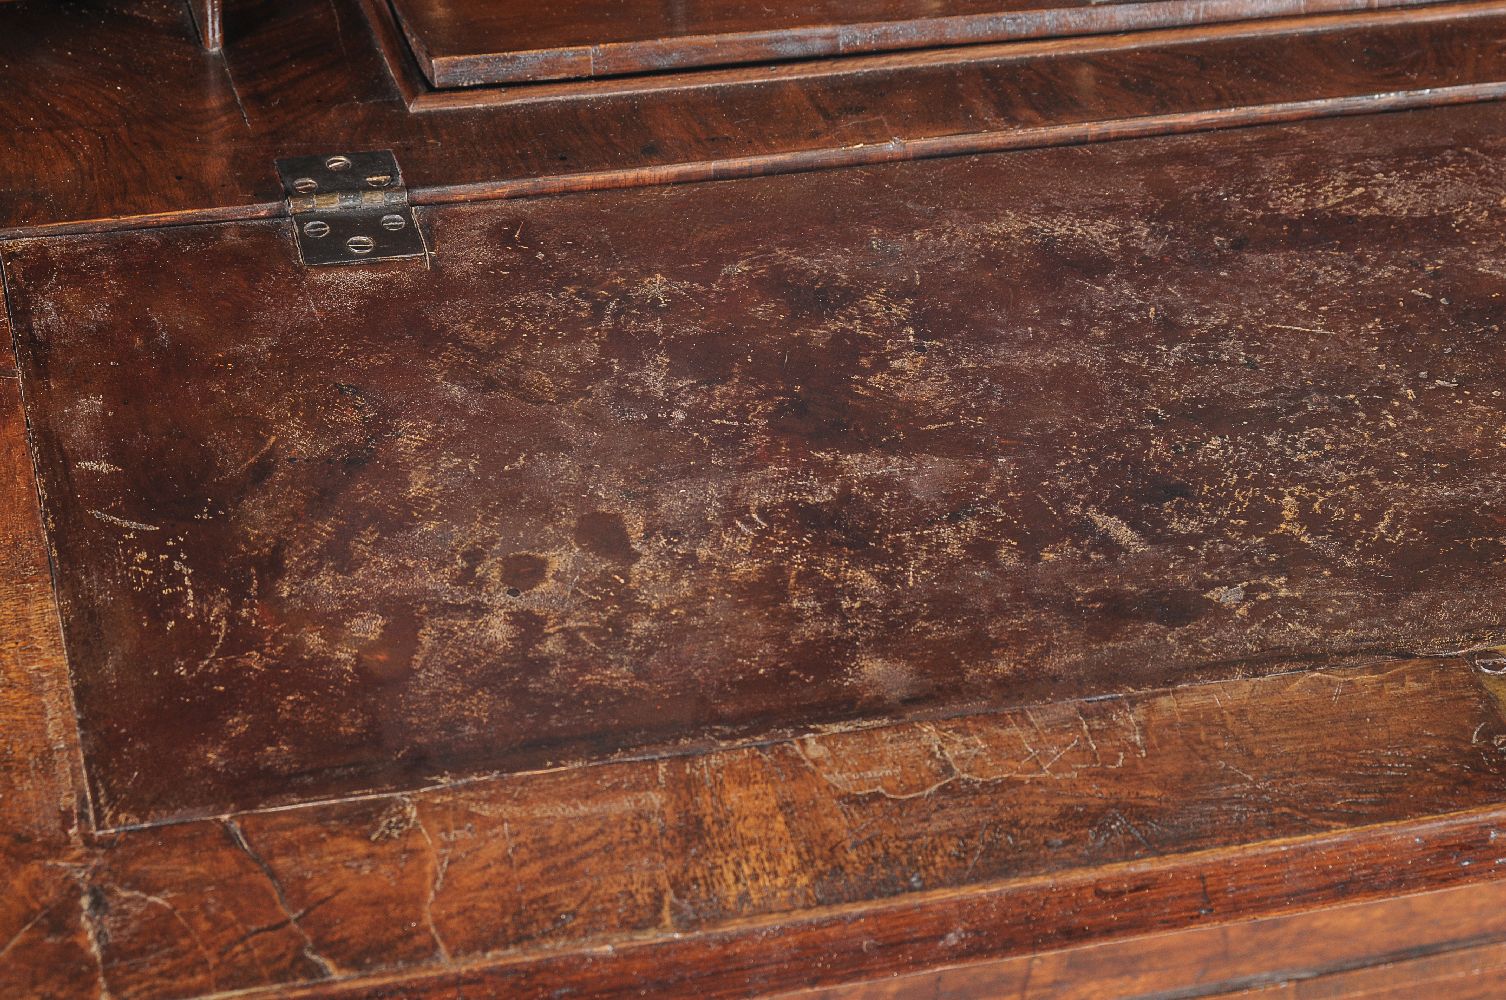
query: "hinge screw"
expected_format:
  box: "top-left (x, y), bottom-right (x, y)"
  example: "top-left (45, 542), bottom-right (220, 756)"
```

top-left (277, 151), bottom-right (425, 266)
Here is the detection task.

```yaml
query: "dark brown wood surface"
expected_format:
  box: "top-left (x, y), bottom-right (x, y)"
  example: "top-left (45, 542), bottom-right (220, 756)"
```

top-left (12, 294), bottom-right (1506, 997)
top-left (13, 107), bottom-right (1506, 826)
top-left (9, 0), bottom-right (1506, 235)
top-left (10, 0), bottom-right (1506, 995)
top-left (385, 0), bottom-right (1455, 87)
top-left (376, 0), bottom-right (1506, 114)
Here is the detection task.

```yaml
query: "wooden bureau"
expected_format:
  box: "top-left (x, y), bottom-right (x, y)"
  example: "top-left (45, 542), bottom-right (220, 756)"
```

top-left (6, 1), bottom-right (1506, 996)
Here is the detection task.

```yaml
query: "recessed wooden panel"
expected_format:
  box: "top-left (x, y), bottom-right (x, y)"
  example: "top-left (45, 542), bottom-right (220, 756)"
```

top-left (384, 0), bottom-right (1460, 87)
top-left (9, 121), bottom-right (1506, 827)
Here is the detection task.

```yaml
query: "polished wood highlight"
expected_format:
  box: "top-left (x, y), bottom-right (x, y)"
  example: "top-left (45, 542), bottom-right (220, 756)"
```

top-left (782, 880), bottom-right (1506, 999)
top-left (384, 0), bottom-right (1456, 87)
top-left (188, 0), bottom-right (221, 51)
top-left (11, 296), bottom-right (1506, 996)
top-left (368, 0), bottom-right (1506, 113)
top-left (9, 0), bottom-right (1506, 234)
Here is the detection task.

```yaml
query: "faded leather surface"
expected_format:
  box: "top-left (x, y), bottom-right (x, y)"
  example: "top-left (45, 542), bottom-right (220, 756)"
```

top-left (8, 119), bottom-right (1506, 825)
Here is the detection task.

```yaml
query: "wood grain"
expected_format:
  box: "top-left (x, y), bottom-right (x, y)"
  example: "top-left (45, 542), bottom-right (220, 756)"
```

top-left (1228, 937), bottom-right (1506, 997)
top-left (13, 115), bottom-right (1506, 823)
top-left (12, 334), bottom-right (1506, 1000)
top-left (1, 270), bottom-right (13, 376)
top-left (53, 659), bottom-right (1506, 998)
top-left (11, 239), bottom-right (1506, 996)
top-left (0, 284), bottom-right (83, 847)
top-left (0, 299), bottom-right (95, 998)
top-left (208, 805), bottom-right (1506, 999)
top-left (188, 0), bottom-right (222, 51)
top-left (374, 1), bottom-right (1506, 112)
top-left (10, 0), bottom-right (1506, 235)
top-left (384, 0), bottom-right (1459, 87)
top-left (8, 3), bottom-right (1506, 997)
top-left (779, 879), bottom-right (1506, 999)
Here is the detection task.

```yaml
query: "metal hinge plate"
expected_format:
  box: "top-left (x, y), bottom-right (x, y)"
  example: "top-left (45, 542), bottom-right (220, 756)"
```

top-left (276, 150), bottom-right (427, 267)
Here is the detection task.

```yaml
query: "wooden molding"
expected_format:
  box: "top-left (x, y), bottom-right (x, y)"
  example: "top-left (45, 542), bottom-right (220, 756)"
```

top-left (187, 0), bottom-right (222, 51)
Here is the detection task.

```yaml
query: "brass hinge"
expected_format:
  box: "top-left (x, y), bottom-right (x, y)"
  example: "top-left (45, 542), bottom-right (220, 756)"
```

top-left (275, 151), bottom-right (427, 267)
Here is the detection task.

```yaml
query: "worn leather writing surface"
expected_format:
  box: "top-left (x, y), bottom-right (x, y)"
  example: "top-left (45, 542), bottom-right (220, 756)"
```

top-left (8, 118), bottom-right (1506, 826)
